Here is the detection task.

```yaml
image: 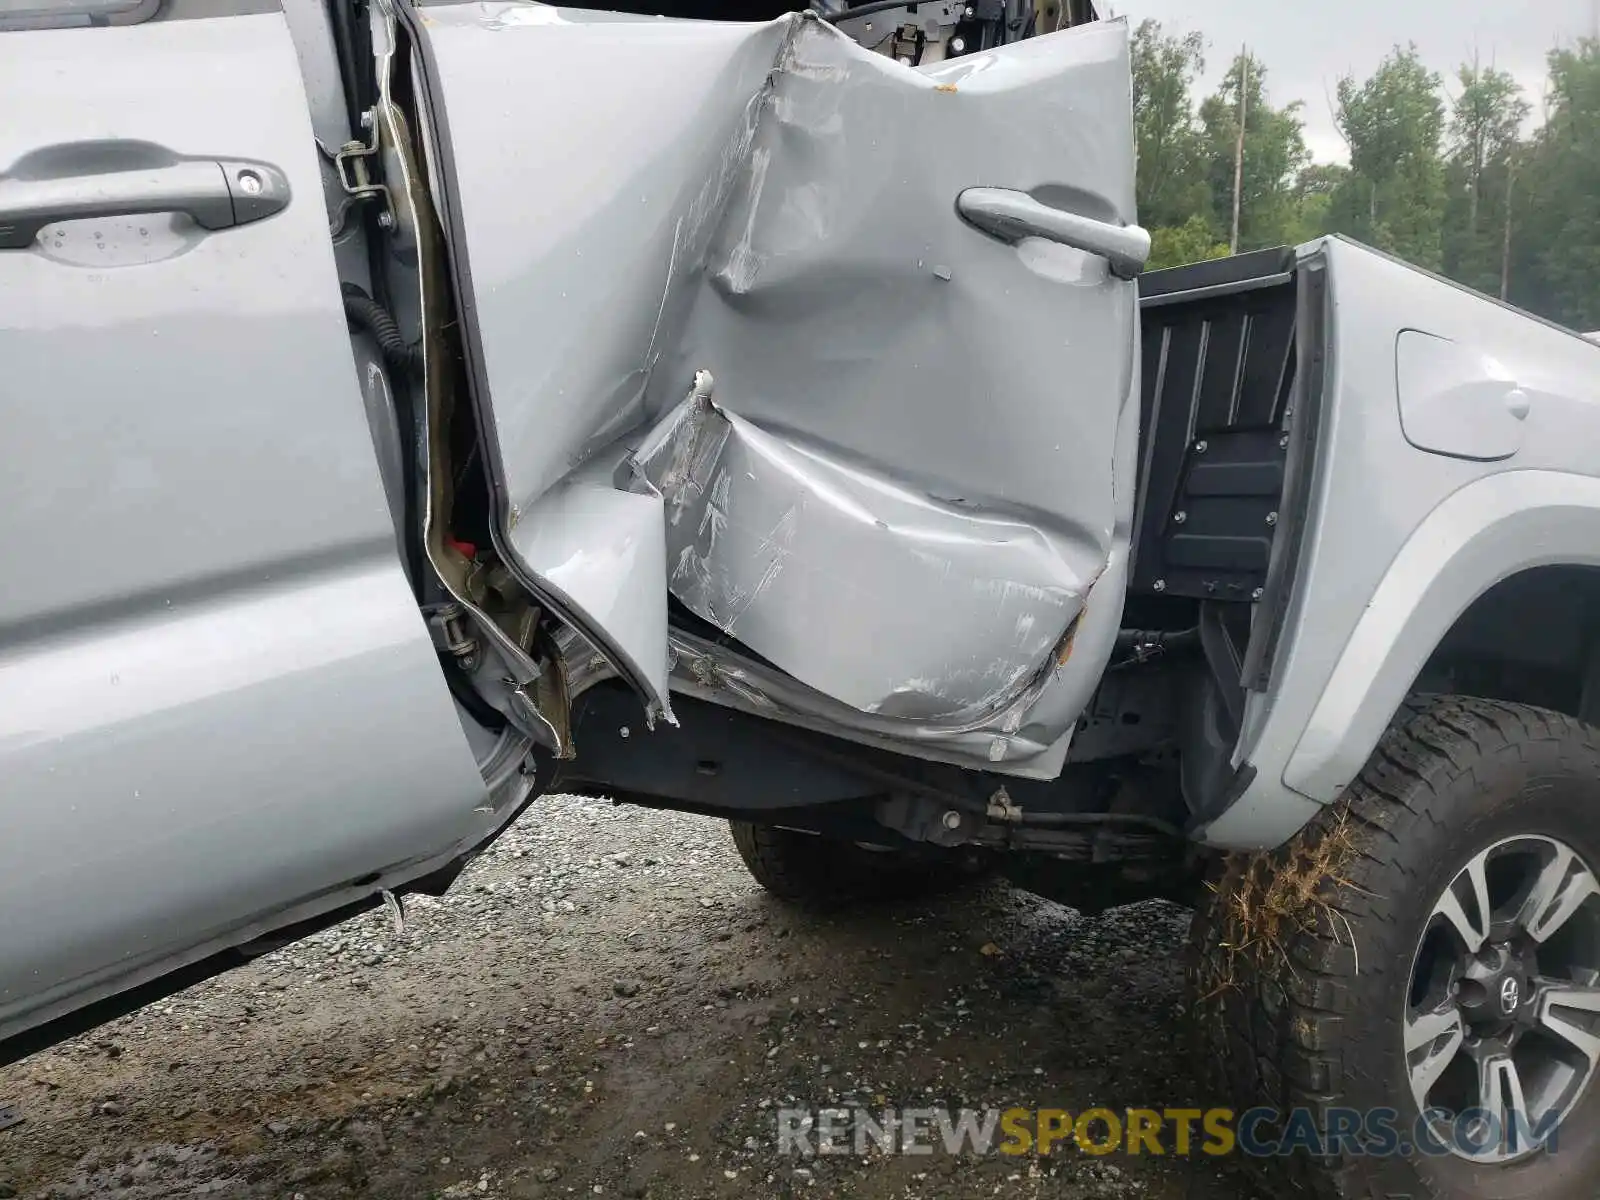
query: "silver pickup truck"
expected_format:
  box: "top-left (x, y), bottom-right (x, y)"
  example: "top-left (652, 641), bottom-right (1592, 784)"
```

top-left (5, 2), bottom-right (1600, 1196)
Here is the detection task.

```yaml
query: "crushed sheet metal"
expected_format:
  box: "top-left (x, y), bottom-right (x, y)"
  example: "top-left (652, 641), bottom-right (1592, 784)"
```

top-left (419, 6), bottom-right (1137, 762)
top-left (671, 633), bottom-right (781, 713)
top-left (420, 6), bottom-right (796, 507)
top-left (650, 15), bottom-right (1136, 540)
top-left (631, 17), bottom-right (1134, 725)
top-left (0, 1101), bottom-right (21, 1131)
top-left (633, 385), bottom-right (1090, 721)
top-left (507, 479), bottom-right (675, 724)
top-left (665, 628), bottom-right (1073, 777)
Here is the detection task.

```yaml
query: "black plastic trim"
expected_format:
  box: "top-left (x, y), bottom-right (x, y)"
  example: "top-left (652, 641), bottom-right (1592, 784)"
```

top-left (1185, 760), bottom-right (1257, 832)
top-left (1138, 246), bottom-right (1295, 302)
top-left (1198, 601), bottom-right (1245, 735)
top-left (1131, 252), bottom-right (1298, 600)
top-left (1139, 271), bottom-right (1293, 311)
top-left (1240, 252), bottom-right (1329, 690)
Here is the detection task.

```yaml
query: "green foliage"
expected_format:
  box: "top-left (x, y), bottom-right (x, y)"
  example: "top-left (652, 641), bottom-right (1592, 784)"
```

top-left (1198, 53), bottom-right (1310, 251)
top-left (1329, 45), bottom-right (1448, 269)
top-left (1130, 20), bottom-right (1212, 229)
top-left (1442, 62), bottom-right (1529, 295)
top-left (1147, 215), bottom-right (1232, 271)
top-left (1510, 41), bottom-right (1600, 328)
top-left (1287, 163), bottom-right (1349, 243)
top-left (1129, 26), bottom-right (1308, 267)
top-left (1124, 24), bottom-right (1600, 326)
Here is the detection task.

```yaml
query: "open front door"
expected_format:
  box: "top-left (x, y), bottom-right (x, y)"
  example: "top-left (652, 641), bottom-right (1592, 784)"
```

top-left (412, 4), bottom-right (1142, 774)
top-left (0, 4), bottom-right (490, 1051)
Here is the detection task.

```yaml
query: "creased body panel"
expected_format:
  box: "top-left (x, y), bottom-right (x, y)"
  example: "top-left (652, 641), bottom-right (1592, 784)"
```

top-left (654, 22), bottom-right (1137, 525)
top-left (509, 479), bottom-right (672, 721)
top-left (421, 6), bottom-right (793, 506)
top-left (633, 388), bottom-right (1085, 721)
top-left (422, 6), bottom-right (795, 720)
top-left (422, 5), bottom-right (1138, 767)
top-left (634, 21), bottom-right (1136, 722)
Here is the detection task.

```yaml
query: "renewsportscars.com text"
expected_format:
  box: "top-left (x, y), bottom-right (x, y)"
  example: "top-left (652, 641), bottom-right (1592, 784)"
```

top-left (775, 1105), bottom-right (1560, 1159)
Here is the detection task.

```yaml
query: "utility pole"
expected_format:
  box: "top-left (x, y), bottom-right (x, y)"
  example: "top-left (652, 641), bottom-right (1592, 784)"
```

top-left (1467, 49), bottom-right (1482, 239)
top-left (1500, 153), bottom-right (1516, 301)
top-left (1230, 46), bottom-right (1249, 254)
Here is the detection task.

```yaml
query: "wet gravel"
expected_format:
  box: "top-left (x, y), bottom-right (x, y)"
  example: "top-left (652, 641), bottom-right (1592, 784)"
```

top-left (0, 795), bottom-right (1255, 1199)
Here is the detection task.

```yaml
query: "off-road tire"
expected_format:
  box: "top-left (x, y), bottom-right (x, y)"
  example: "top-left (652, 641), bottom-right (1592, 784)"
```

top-left (1187, 696), bottom-right (1600, 1199)
top-left (728, 821), bottom-right (981, 909)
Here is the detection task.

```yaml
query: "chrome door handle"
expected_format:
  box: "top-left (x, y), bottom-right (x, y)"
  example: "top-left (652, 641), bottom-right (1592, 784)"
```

top-left (0, 159), bottom-right (289, 249)
top-left (957, 187), bottom-right (1149, 280)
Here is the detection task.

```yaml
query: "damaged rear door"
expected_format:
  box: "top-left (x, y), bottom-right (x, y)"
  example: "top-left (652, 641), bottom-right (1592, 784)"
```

top-left (410, 3), bottom-right (1143, 774)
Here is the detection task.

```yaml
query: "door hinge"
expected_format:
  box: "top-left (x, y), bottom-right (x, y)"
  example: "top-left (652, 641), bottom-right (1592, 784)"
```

top-left (317, 109), bottom-right (393, 237)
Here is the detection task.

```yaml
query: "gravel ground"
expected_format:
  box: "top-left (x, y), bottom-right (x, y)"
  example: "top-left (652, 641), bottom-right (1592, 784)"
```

top-left (0, 795), bottom-right (1258, 1200)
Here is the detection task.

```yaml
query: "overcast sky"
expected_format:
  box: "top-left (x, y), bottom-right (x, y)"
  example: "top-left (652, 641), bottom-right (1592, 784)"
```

top-left (1106, 0), bottom-right (1598, 162)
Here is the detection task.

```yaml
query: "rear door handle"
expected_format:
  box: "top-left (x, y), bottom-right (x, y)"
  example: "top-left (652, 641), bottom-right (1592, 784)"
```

top-left (957, 187), bottom-right (1149, 280)
top-left (0, 159), bottom-right (290, 249)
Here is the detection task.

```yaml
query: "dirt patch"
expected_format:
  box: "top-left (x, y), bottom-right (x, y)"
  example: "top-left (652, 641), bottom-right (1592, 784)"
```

top-left (0, 796), bottom-right (1257, 1199)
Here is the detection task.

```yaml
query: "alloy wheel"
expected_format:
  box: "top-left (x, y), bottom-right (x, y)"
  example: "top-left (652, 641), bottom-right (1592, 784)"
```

top-left (1404, 834), bottom-right (1600, 1162)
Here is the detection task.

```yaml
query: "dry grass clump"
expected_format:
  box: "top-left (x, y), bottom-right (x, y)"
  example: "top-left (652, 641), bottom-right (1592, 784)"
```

top-left (1198, 804), bottom-right (1367, 998)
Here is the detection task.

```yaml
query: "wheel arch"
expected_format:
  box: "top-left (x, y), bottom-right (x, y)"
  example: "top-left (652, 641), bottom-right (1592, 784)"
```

top-left (1284, 469), bottom-right (1600, 805)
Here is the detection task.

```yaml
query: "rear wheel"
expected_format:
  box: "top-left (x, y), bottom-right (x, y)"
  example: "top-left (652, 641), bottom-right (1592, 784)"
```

top-left (729, 821), bottom-right (982, 909)
top-left (1188, 697), bottom-right (1600, 1199)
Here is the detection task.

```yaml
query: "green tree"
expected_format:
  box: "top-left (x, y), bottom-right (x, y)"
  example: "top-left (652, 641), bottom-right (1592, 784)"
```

top-left (1198, 53), bottom-right (1310, 251)
top-left (1328, 45), bottom-right (1448, 269)
top-left (1288, 162), bottom-right (1349, 243)
top-left (1510, 41), bottom-right (1600, 328)
top-left (1443, 61), bottom-right (1529, 293)
top-left (1146, 214), bottom-right (1232, 270)
top-left (1130, 20), bottom-right (1212, 230)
